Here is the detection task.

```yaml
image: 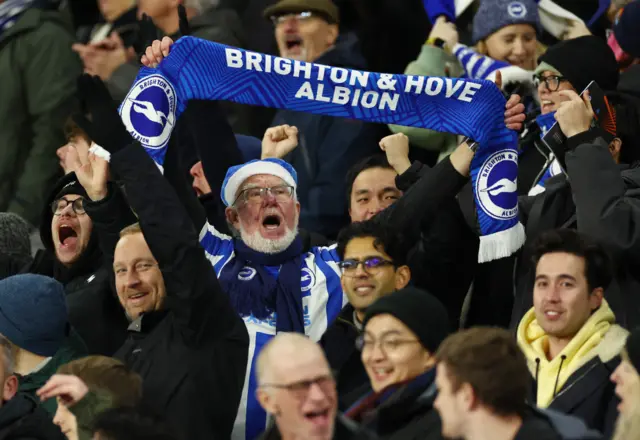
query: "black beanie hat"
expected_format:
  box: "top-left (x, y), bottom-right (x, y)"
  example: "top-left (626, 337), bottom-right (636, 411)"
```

top-left (363, 287), bottom-right (450, 354)
top-left (626, 327), bottom-right (640, 372)
top-left (40, 172), bottom-right (90, 250)
top-left (538, 36), bottom-right (619, 93)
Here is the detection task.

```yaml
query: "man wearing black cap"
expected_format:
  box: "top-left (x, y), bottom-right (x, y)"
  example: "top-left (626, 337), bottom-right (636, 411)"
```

top-left (610, 327), bottom-right (640, 440)
top-left (23, 168), bottom-right (132, 356)
top-left (264, 0), bottom-right (383, 239)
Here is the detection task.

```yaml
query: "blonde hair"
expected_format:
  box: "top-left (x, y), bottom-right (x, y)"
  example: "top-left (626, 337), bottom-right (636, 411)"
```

top-left (119, 223), bottom-right (142, 238)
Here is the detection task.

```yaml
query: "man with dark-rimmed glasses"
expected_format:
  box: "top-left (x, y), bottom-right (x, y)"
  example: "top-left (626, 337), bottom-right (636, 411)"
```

top-left (23, 171), bottom-right (132, 357)
top-left (320, 220), bottom-right (412, 408)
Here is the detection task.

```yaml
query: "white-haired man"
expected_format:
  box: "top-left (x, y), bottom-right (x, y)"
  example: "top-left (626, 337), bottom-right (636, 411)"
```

top-left (198, 157), bottom-right (345, 440)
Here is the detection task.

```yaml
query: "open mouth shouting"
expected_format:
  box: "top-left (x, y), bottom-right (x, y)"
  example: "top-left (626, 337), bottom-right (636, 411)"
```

top-left (284, 35), bottom-right (304, 56)
top-left (55, 222), bottom-right (81, 259)
top-left (260, 212), bottom-right (286, 238)
top-left (304, 407), bottom-right (332, 429)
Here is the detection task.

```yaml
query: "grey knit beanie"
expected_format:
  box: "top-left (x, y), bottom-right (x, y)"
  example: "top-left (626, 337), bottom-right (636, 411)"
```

top-left (0, 213), bottom-right (31, 260)
top-left (472, 0), bottom-right (541, 44)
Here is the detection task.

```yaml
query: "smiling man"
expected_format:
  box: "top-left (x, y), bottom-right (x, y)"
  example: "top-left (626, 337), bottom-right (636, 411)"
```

top-left (517, 229), bottom-right (627, 438)
top-left (321, 220), bottom-right (411, 407)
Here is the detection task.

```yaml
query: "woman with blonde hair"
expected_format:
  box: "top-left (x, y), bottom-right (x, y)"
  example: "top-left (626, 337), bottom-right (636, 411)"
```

top-left (611, 328), bottom-right (640, 440)
top-left (389, 0), bottom-right (541, 163)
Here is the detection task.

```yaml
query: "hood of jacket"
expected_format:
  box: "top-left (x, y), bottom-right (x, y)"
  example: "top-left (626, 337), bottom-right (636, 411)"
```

top-left (38, 173), bottom-right (103, 284)
top-left (0, 393), bottom-right (64, 439)
top-left (516, 299), bottom-right (628, 407)
top-left (0, 4), bottom-right (73, 47)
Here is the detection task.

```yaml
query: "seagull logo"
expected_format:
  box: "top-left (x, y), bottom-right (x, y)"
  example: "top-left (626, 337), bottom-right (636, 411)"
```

top-left (128, 98), bottom-right (172, 127)
top-left (481, 178), bottom-right (517, 196)
top-left (476, 150), bottom-right (519, 221)
top-left (120, 74), bottom-right (177, 150)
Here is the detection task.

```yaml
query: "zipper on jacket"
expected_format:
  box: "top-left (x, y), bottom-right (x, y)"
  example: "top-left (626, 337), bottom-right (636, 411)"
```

top-left (552, 355), bottom-right (567, 398)
top-left (549, 361), bottom-right (599, 405)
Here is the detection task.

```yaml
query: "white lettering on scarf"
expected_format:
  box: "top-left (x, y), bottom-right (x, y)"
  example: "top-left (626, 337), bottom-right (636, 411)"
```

top-left (225, 48), bottom-right (481, 110)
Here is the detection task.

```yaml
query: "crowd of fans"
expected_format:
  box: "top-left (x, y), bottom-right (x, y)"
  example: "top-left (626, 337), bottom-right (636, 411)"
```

top-left (1, 0), bottom-right (640, 439)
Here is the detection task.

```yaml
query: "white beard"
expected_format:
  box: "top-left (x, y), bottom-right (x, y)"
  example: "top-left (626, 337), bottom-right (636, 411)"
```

top-left (239, 221), bottom-right (298, 254)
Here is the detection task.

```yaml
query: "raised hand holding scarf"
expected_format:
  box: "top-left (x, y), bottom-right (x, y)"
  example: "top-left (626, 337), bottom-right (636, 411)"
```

top-left (120, 37), bottom-right (524, 262)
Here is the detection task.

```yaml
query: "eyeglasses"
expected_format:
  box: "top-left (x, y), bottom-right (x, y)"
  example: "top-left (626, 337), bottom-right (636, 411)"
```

top-left (533, 74), bottom-right (570, 92)
top-left (270, 11), bottom-right (313, 25)
top-left (52, 197), bottom-right (86, 216)
top-left (338, 257), bottom-right (394, 277)
top-left (260, 374), bottom-right (335, 401)
top-left (233, 185), bottom-right (294, 206)
top-left (355, 334), bottom-right (421, 355)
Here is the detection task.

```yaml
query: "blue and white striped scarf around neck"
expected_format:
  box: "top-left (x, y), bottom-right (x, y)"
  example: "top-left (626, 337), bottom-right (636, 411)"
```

top-left (528, 111), bottom-right (564, 196)
top-left (0, 0), bottom-right (33, 37)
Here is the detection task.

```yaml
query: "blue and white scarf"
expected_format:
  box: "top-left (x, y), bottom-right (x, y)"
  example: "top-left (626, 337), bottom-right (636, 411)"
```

top-left (528, 111), bottom-right (564, 195)
top-left (452, 44), bottom-right (536, 92)
top-left (120, 37), bottom-right (524, 262)
top-left (0, 0), bottom-right (33, 37)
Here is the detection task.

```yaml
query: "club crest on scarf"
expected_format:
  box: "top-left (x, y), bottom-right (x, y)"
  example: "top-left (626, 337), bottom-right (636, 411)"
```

top-left (476, 150), bottom-right (519, 221)
top-left (125, 37), bottom-right (526, 263)
top-left (301, 267), bottom-right (316, 292)
top-left (120, 74), bottom-right (176, 162)
top-left (238, 267), bottom-right (257, 281)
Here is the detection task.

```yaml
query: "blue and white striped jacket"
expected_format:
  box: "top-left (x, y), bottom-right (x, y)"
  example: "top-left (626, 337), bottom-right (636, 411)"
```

top-left (199, 223), bottom-right (347, 440)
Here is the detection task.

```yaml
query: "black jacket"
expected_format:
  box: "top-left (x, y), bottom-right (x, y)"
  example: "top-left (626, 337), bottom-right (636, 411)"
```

top-left (0, 394), bottom-right (65, 440)
top-left (522, 324), bottom-right (625, 439)
top-left (23, 173), bottom-right (130, 356)
top-left (94, 142), bottom-right (249, 440)
top-left (346, 370), bottom-right (444, 440)
top-left (511, 134), bottom-right (640, 329)
top-left (272, 34), bottom-right (387, 239)
top-left (515, 407), bottom-right (604, 440)
top-left (320, 304), bottom-right (369, 409)
top-left (389, 160), bottom-right (478, 328)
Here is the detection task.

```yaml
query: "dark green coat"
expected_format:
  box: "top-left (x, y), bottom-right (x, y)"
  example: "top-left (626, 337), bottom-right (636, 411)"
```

top-left (0, 6), bottom-right (81, 226)
top-left (18, 328), bottom-right (88, 415)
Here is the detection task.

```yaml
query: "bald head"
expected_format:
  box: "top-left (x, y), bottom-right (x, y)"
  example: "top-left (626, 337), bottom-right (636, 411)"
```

top-left (256, 333), bottom-right (328, 386)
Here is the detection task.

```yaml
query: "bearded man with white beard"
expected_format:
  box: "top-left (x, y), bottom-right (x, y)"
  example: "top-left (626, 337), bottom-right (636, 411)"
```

top-left (197, 157), bottom-right (346, 440)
